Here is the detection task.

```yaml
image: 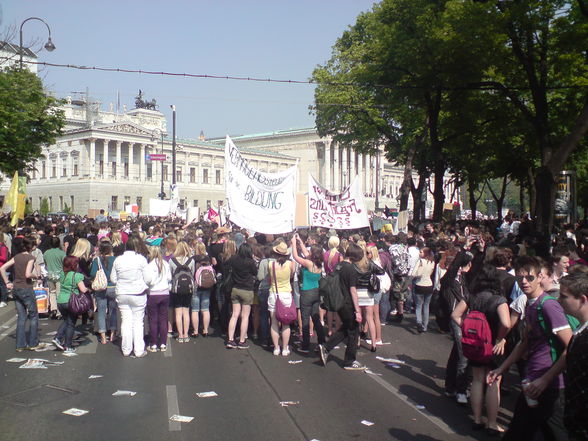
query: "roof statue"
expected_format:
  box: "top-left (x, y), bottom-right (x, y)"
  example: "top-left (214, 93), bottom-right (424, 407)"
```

top-left (134, 89), bottom-right (158, 111)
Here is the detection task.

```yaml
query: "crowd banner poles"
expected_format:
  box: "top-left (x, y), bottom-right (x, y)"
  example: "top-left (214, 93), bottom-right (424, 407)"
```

top-left (307, 174), bottom-right (369, 230)
top-left (224, 136), bottom-right (297, 234)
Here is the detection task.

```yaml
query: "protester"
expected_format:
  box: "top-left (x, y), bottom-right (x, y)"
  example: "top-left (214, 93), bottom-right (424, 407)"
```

top-left (111, 235), bottom-right (152, 357)
top-left (146, 245), bottom-right (171, 352)
top-left (192, 255), bottom-right (214, 338)
top-left (268, 241), bottom-right (295, 356)
top-left (90, 241), bottom-right (117, 344)
top-left (412, 247), bottom-right (435, 333)
top-left (169, 241), bottom-right (195, 342)
top-left (43, 236), bottom-right (65, 318)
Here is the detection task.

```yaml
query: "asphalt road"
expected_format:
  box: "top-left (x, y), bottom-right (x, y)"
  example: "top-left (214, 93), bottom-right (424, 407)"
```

top-left (0, 302), bottom-right (518, 441)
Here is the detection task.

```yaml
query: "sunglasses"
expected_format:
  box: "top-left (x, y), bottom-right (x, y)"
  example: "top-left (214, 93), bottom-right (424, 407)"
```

top-left (516, 275), bottom-right (536, 283)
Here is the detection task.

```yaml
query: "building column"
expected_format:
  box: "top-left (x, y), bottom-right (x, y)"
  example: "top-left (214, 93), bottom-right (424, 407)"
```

top-left (115, 141), bottom-right (122, 179)
top-left (103, 139), bottom-right (109, 178)
top-left (128, 143), bottom-right (134, 179)
top-left (139, 143), bottom-right (145, 181)
top-left (89, 139), bottom-right (96, 178)
top-left (324, 141), bottom-right (331, 189)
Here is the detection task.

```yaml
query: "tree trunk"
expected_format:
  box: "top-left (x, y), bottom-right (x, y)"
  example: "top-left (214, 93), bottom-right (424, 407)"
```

top-left (534, 166), bottom-right (556, 237)
top-left (487, 176), bottom-right (509, 222)
top-left (528, 167), bottom-right (537, 218)
top-left (519, 184), bottom-right (525, 214)
top-left (468, 179), bottom-right (478, 220)
top-left (432, 160), bottom-right (446, 222)
top-left (411, 173), bottom-right (427, 223)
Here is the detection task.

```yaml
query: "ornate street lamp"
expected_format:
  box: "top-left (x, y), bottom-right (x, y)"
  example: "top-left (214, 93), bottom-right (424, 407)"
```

top-left (19, 17), bottom-right (56, 69)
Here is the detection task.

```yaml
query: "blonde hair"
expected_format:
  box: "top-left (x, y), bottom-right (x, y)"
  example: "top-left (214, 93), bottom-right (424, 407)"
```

top-left (221, 240), bottom-right (237, 261)
top-left (174, 241), bottom-right (192, 259)
top-left (355, 240), bottom-right (369, 272)
top-left (110, 232), bottom-right (122, 247)
top-left (366, 245), bottom-right (380, 264)
top-left (193, 241), bottom-right (207, 256)
top-left (71, 238), bottom-right (92, 260)
top-left (149, 245), bottom-right (164, 273)
top-left (164, 237), bottom-right (177, 254)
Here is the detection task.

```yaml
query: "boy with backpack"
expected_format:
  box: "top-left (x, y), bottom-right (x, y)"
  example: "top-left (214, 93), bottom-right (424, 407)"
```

top-left (191, 257), bottom-right (216, 338)
top-left (487, 256), bottom-right (573, 441)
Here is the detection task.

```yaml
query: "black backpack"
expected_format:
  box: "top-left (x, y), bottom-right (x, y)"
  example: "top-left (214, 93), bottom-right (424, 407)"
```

top-left (171, 257), bottom-right (194, 295)
top-left (319, 264), bottom-right (345, 312)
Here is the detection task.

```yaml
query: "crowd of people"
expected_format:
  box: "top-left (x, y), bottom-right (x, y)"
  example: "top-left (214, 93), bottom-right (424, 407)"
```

top-left (0, 211), bottom-right (587, 440)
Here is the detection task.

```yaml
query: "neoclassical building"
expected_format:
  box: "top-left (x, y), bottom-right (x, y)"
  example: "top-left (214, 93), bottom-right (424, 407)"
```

top-left (1, 97), bottom-right (457, 218)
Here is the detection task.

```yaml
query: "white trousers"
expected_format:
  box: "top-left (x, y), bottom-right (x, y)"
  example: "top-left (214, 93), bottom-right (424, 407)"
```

top-left (117, 294), bottom-right (147, 356)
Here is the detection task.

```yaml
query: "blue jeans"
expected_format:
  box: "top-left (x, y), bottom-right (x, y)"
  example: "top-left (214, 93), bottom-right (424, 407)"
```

top-left (13, 287), bottom-right (39, 349)
top-left (300, 288), bottom-right (326, 349)
top-left (56, 303), bottom-right (77, 349)
top-left (94, 288), bottom-right (117, 333)
top-left (257, 288), bottom-right (270, 342)
top-left (0, 276), bottom-right (8, 303)
top-left (379, 289), bottom-right (392, 322)
top-left (445, 320), bottom-right (468, 394)
top-left (191, 288), bottom-right (211, 312)
top-left (414, 289), bottom-right (433, 331)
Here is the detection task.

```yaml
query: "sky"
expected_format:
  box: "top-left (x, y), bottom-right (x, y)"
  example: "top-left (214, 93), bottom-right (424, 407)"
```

top-left (2, 1), bottom-right (376, 139)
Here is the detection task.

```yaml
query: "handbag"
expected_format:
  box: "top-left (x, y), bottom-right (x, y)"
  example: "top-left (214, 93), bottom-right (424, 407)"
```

top-left (67, 272), bottom-right (93, 315)
top-left (91, 257), bottom-right (108, 291)
top-left (272, 262), bottom-right (297, 325)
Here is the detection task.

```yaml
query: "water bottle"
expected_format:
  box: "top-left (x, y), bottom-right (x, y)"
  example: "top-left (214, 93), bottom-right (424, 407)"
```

top-left (522, 378), bottom-right (538, 408)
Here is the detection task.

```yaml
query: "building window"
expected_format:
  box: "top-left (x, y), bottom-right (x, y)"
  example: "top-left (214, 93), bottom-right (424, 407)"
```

top-left (203, 169), bottom-right (209, 184)
top-left (70, 196), bottom-right (74, 211)
top-left (73, 162), bottom-right (78, 176)
top-left (176, 170), bottom-right (182, 182)
top-left (218, 200), bottom-right (223, 209)
top-left (62, 165), bottom-right (67, 177)
top-left (147, 164), bottom-right (152, 179)
top-left (111, 196), bottom-right (118, 211)
top-left (124, 162), bottom-right (129, 178)
top-left (42, 161), bottom-right (46, 179)
top-left (206, 200), bottom-right (211, 209)
top-left (190, 168), bottom-right (196, 183)
top-left (179, 199), bottom-right (185, 210)
top-left (67, 141), bottom-right (72, 146)
top-left (38, 197), bottom-right (42, 209)
top-left (52, 162), bottom-right (56, 178)
top-left (124, 196), bottom-right (130, 207)
top-left (59, 196), bottom-right (63, 211)
top-left (215, 170), bottom-right (221, 185)
top-left (99, 160), bottom-right (104, 176)
top-left (48, 196), bottom-right (53, 211)
top-left (163, 165), bottom-right (168, 181)
top-left (136, 197), bottom-right (142, 211)
top-left (111, 162), bottom-right (116, 177)
top-left (193, 199), bottom-right (198, 207)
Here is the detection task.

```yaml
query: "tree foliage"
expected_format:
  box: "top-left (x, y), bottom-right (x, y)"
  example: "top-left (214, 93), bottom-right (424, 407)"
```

top-left (0, 67), bottom-right (65, 177)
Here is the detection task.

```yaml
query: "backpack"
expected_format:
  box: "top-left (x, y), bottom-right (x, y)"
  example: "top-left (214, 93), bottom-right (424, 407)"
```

top-left (91, 257), bottom-right (108, 291)
top-left (196, 265), bottom-right (216, 289)
top-left (319, 263), bottom-right (345, 312)
top-left (390, 244), bottom-right (409, 276)
top-left (461, 310), bottom-right (494, 364)
top-left (171, 257), bottom-right (194, 295)
top-left (537, 295), bottom-right (580, 362)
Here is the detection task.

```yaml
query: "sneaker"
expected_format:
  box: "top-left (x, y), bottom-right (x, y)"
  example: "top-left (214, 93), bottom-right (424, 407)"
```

top-left (375, 340), bottom-right (384, 346)
top-left (134, 351), bottom-right (148, 358)
top-left (0, 301), bottom-right (7, 308)
top-left (237, 341), bottom-right (250, 349)
top-left (273, 347), bottom-right (281, 356)
top-left (147, 345), bottom-right (158, 352)
top-left (281, 347), bottom-right (290, 357)
top-left (444, 391), bottom-right (456, 398)
top-left (365, 339), bottom-right (373, 345)
top-left (52, 338), bottom-right (65, 351)
top-left (297, 347), bottom-right (310, 354)
top-left (64, 347), bottom-right (77, 354)
top-left (390, 309), bottom-right (398, 316)
top-left (16, 347), bottom-right (27, 352)
top-left (159, 344), bottom-right (167, 352)
top-left (318, 344), bottom-right (328, 366)
top-left (344, 361), bottom-right (367, 371)
top-left (27, 344), bottom-right (44, 351)
top-left (456, 393), bottom-right (468, 405)
top-left (226, 340), bottom-right (238, 349)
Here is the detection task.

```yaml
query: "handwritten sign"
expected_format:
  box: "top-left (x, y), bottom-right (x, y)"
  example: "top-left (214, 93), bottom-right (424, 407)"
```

top-left (308, 174), bottom-right (368, 230)
top-left (225, 136), bottom-right (297, 233)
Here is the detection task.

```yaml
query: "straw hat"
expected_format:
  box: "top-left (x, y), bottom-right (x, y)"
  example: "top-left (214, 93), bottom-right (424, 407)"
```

top-left (272, 242), bottom-right (289, 256)
top-left (215, 226), bottom-right (231, 234)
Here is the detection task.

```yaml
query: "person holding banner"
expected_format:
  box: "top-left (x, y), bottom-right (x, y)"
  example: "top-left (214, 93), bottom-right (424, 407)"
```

top-left (291, 234), bottom-right (326, 353)
top-left (268, 241), bottom-right (295, 357)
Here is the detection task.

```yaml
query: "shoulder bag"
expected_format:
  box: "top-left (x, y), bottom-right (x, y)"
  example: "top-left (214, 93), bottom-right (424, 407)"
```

top-left (272, 262), bottom-right (297, 325)
top-left (91, 257), bottom-right (108, 291)
top-left (68, 272), bottom-right (93, 315)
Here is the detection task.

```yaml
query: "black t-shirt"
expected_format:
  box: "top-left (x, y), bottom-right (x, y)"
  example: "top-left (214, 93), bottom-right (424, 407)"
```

top-left (209, 243), bottom-right (225, 273)
top-left (64, 235), bottom-right (77, 255)
top-left (467, 290), bottom-right (507, 341)
top-left (338, 261), bottom-right (359, 308)
top-left (227, 255), bottom-right (257, 290)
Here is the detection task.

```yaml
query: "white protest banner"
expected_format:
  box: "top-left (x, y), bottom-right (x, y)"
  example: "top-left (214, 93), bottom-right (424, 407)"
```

top-left (308, 174), bottom-right (369, 229)
top-left (149, 199), bottom-right (171, 217)
top-left (225, 136), bottom-right (297, 233)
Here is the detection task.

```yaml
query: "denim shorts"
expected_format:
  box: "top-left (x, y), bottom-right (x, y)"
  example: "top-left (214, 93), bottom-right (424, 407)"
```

top-left (191, 288), bottom-right (211, 312)
top-left (373, 291), bottom-right (382, 304)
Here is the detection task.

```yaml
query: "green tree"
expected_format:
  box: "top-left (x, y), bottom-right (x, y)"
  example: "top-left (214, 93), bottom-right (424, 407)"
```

top-left (39, 197), bottom-right (49, 216)
top-left (0, 67), bottom-right (65, 177)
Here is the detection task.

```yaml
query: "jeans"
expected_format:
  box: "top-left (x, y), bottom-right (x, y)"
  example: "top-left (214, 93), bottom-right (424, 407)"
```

top-left (94, 288), bottom-right (117, 333)
top-left (324, 305), bottom-right (359, 366)
top-left (503, 388), bottom-right (569, 441)
top-left (56, 303), bottom-right (77, 348)
top-left (258, 288), bottom-right (270, 342)
top-left (13, 287), bottom-right (39, 349)
top-left (444, 320), bottom-right (468, 394)
top-left (379, 289), bottom-right (392, 322)
top-left (414, 288), bottom-right (433, 331)
top-left (191, 288), bottom-right (211, 311)
top-left (117, 294), bottom-right (147, 356)
top-left (0, 276), bottom-right (8, 303)
top-left (147, 295), bottom-right (169, 347)
top-left (300, 288), bottom-right (326, 349)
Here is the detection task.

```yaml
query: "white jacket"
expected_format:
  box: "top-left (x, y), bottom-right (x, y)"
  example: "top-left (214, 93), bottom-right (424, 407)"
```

top-left (148, 259), bottom-right (171, 292)
top-left (110, 251), bottom-right (152, 295)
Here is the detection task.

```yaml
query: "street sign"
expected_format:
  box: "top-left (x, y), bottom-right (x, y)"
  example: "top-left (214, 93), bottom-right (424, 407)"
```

top-left (146, 154), bottom-right (167, 161)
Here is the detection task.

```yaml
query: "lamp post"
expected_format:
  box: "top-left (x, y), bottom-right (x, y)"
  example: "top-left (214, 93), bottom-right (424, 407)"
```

top-left (152, 129), bottom-right (166, 199)
top-left (19, 17), bottom-right (56, 70)
top-left (170, 105), bottom-right (177, 186)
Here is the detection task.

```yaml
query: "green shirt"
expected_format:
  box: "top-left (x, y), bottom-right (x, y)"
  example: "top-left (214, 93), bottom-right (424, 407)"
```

top-left (57, 271), bottom-right (85, 304)
top-left (43, 248), bottom-right (66, 275)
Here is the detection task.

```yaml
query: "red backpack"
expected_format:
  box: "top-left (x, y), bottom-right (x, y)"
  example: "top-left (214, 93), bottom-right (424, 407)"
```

top-left (461, 310), bottom-right (493, 364)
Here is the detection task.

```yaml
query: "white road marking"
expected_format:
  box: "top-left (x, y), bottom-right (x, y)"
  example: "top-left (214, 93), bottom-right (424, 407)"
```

top-left (164, 335), bottom-right (172, 358)
top-left (365, 372), bottom-right (453, 434)
top-left (166, 385), bottom-right (181, 432)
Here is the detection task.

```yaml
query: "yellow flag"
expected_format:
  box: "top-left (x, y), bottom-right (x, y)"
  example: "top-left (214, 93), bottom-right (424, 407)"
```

top-left (7, 172), bottom-right (27, 226)
top-left (6, 171), bottom-right (19, 211)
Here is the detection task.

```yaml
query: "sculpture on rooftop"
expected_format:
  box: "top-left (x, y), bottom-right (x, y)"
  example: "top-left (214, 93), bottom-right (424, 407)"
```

top-left (135, 89), bottom-right (158, 111)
